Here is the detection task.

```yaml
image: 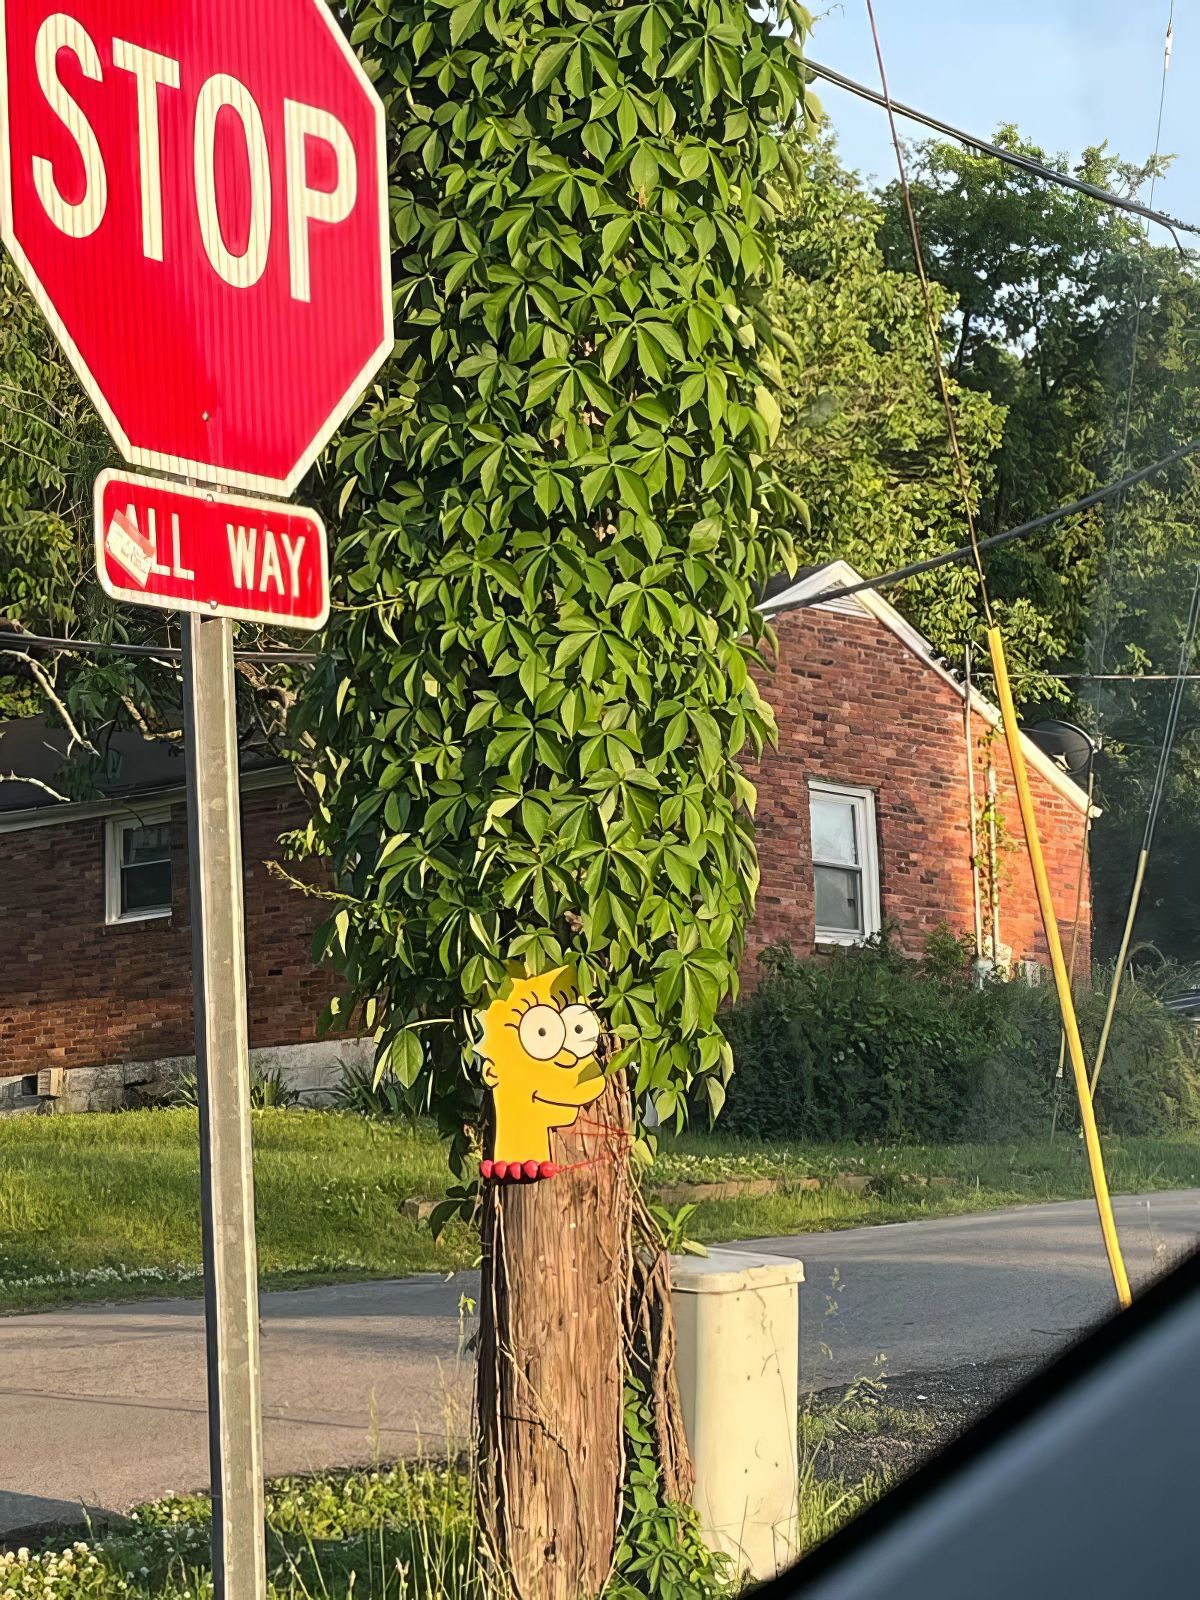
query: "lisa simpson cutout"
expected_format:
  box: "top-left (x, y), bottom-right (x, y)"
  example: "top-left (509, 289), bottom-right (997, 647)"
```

top-left (476, 967), bottom-right (607, 1180)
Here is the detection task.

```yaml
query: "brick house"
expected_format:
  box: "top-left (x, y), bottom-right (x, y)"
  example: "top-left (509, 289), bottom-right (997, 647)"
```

top-left (0, 560), bottom-right (1091, 1111)
top-left (744, 561), bottom-right (1091, 979)
top-left (0, 723), bottom-right (367, 1112)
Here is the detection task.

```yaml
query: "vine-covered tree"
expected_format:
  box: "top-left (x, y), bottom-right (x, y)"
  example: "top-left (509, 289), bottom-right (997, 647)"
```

top-left (294, 0), bottom-right (813, 1591)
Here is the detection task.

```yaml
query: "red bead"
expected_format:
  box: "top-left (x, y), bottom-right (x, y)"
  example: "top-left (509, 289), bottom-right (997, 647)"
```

top-left (480, 1160), bottom-right (493, 1180)
top-left (523, 1160), bottom-right (540, 1180)
top-left (494, 1161), bottom-right (508, 1180)
top-left (540, 1162), bottom-right (559, 1180)
top-left (509, 1164), bottom-right (523, 1182)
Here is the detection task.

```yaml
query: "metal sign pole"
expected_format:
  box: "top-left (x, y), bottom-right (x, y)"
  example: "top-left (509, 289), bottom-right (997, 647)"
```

top-left (182, 610), bottom-right (268, 1600)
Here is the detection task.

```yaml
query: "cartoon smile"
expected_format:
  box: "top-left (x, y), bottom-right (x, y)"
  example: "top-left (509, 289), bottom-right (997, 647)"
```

top-left (477, 968), bottom-right (608, 1173)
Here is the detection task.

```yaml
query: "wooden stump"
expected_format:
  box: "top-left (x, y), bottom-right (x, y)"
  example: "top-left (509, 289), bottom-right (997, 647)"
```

top-left (477, 1082), bottom-right (633, 1600)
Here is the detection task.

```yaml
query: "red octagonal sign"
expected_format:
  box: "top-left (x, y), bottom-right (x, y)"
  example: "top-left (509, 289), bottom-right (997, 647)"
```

top-left (0, 0), bottom-right (392, 494)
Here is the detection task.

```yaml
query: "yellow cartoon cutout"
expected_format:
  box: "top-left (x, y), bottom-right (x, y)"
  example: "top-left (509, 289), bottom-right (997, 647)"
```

top-left (476, 967), bottom-right (606, 1182)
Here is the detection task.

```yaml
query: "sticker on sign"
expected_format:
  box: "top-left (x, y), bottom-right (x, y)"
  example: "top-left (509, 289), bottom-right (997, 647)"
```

top-left (94, 470), bottom-right (329, 631)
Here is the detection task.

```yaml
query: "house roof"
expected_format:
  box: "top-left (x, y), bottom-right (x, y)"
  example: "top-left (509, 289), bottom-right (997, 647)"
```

top-left (0, 717), bottom-right (286, 827)
top-left (758, 560), bottom-right (1093, 816)
top-left (0, 719), bottom-right (187, 811)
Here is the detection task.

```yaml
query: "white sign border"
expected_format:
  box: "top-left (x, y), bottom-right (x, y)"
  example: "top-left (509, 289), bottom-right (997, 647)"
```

top-left (94, 467), bottom-right (331, 632)
top-left (0, 1), bottom-right (393, 498)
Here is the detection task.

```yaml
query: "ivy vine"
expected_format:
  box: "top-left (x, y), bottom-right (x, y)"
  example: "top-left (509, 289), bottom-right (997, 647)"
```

top-left (294, 0), bottom-right (816, 1167)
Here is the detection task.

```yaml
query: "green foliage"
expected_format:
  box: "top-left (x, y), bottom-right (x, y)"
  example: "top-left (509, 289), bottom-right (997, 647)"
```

top-left (770, 135), bottom-right (1012, 669)
top-left (0, 262), bottom-right (301, 786)
top-left (334, 1057), bottom-right (414, 1117)
top-left (3, 1462), bottom-right (478, 1598)
top-left (609, 1373), bottom-right (736, 1599)
top-left (171, 1065), bottom-right (300, 1111)
top-left (295, 0), bottom-right (816, 1170)
top-left (872, 129), bottom-right (1200, 958)
top-left (721, 936), bottom-right (1199, 1143)
top-left (0, 258), bottom-right (108, 721)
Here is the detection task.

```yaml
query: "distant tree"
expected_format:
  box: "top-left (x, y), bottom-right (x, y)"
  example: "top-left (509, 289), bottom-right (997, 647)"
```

top-left (770, 135), bottom-right (1019, 673)
top-left (875, 130), bottom-right (1200, 962)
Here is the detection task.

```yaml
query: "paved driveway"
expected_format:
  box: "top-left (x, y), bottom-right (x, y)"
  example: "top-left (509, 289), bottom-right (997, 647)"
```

top-left (2, 1189), bottom-right (1197, 1536)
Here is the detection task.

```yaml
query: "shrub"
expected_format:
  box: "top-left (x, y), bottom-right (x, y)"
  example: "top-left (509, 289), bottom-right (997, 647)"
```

top-left (720, 934), bottom-right (1200, 1143)
top-left (171, 1065), bottom-right (300, 1112)
top-left (335, 1059), bottom-right (412, 1120)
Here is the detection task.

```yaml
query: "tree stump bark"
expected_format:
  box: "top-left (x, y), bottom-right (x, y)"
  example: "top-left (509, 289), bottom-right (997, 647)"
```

top-left (477, 1080), bottom-right (634, 1600)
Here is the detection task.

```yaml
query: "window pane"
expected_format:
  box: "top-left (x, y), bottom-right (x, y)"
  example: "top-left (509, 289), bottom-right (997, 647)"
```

top-left (815, 864), bottom-right (863, 933)
top-left (121, 860), bottom-right (171, 914)
top-left (810, 796), bottom-right (858, 864)
top-left (123, 822), bottom-right (170, 867)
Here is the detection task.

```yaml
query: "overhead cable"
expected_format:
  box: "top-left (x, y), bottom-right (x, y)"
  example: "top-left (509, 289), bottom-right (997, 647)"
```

top-left (805, 55), bottom-right (1198, 247)
top-left (772, 437), bottom-right (1200, 615)
top-left (0, 629), bottom-right (316, 665)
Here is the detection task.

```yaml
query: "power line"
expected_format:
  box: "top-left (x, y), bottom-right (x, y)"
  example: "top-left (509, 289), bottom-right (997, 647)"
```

top-left (0, 629), bottom-right (316, 665)
top-left (1044, 672), bottom-right (1200, 683)
top-left (772, 436), bottom-right (1200, 615)
top-left (805, 54), bottom-right (1197, 247)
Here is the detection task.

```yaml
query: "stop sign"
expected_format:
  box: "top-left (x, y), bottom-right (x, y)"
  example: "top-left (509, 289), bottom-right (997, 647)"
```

top-left (0, 0), bottom-right (392, 494)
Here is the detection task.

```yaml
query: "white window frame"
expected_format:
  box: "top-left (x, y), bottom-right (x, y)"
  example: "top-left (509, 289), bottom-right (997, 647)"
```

top-left (105, 810), bottom-right (173, 925)
top-left (809, 781), bottom-right (882, 946)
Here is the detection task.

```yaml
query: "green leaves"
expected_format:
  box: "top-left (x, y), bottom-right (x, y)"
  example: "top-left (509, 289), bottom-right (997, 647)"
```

top-left (629, 144), bottom-right (659, 195)
top-left (296, 0), bottom-right (814, 1163)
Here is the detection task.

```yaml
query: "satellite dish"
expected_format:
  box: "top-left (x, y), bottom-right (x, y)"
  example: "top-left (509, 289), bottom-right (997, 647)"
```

top-left (1022, 719), bottom-right (1098, 779)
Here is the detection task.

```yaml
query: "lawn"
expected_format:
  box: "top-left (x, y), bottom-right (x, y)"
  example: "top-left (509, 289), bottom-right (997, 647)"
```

top-left (0, 1110), bottom-right (476, 1314)
top-left (3, 1108), bottom-right (1200, 1314)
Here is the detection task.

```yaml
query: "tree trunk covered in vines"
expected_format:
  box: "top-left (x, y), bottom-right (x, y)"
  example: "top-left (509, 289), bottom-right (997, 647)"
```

top-left (477, 1081), bottom-right (633, 1599)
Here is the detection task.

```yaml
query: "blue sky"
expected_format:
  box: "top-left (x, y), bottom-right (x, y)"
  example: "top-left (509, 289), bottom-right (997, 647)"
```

top-left (807, 1), bottom-right (1196, 234)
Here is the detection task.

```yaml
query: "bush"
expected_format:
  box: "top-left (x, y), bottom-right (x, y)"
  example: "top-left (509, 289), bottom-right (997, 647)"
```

top-left (720, 934), bottom-right (1200, 1143)
top-left (334, 1060), bottom-right (411, 1120)
top-left (171, 1065), bottom-right (300, 1111)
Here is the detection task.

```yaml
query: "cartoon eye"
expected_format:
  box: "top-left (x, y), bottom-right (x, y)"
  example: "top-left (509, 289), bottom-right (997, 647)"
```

top-left (561, 1003), bottom-right (601, 1055)
top-left (518, 1004), bottom-right (567, 1061)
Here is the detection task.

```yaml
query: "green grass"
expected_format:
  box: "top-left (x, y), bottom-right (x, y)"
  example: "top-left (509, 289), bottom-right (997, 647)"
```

top-left (656, 1130), bottom-right (1200, 1245)
top-left (0, 1110), bottom-right (475, 1314)
top-left (798, 1402), bottom-right (935, 1454)
top-left (3, 1108), bottom-right (1200, 1314)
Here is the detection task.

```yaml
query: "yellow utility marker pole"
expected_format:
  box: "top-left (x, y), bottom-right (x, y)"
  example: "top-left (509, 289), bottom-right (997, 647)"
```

top-left (987, 627), bottom-right (1132, 1311)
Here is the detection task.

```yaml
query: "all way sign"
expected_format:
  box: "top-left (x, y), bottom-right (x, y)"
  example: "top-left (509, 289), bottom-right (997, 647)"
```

top-left (94, 471), bottom-right (329, 631)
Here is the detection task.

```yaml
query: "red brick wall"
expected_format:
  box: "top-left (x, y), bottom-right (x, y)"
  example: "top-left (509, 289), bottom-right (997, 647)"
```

top-left (0, 783), bottom-right (332, 1079)
top-left (743, 603), bottom-right (1092, 982)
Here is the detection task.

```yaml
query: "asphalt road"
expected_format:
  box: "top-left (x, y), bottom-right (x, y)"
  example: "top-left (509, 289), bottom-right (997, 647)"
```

top-left (2, 1189), bottom-right (1197, 1537)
